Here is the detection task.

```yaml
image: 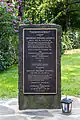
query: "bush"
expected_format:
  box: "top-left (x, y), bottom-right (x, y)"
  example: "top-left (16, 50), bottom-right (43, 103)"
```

top-left (0, 1), bottom-right (31, 71)
top-left (61, 30), bottom-right (80, 54)
top-left (61, 31), bottom-right (73, 54)
top-left (0, 3), bottom-right (18, 71)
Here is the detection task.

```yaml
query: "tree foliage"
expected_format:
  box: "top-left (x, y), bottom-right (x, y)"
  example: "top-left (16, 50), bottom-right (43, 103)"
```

top-left (0, 1), bottom-right (19, 71)
top-left (0, 0), bottom-right (80, 70)
top-left (23, 0), bottom-right (80, 30)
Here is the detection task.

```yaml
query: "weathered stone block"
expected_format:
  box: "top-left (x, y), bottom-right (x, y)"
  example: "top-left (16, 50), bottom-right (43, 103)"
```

top-left (18, 24), bottom-right (62, 110)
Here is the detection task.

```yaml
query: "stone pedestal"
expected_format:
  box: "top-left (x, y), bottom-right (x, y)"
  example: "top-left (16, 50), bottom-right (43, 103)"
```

top-left (19, 24), bottom-right (62, 110)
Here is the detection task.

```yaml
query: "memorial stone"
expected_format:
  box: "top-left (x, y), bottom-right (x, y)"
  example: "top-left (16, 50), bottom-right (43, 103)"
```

top-left (19, 24), bottom-right (62, 110)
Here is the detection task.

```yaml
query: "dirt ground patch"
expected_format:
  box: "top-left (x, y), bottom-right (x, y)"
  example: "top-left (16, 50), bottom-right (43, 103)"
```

top-left (64, 49), bottom-right (80, 54)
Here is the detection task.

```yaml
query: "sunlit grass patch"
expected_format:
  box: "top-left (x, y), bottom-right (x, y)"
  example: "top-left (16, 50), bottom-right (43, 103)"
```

top-left (61, 53), bottom-right (80, 96)
top-left (0, 65), bottom-right (18, 98)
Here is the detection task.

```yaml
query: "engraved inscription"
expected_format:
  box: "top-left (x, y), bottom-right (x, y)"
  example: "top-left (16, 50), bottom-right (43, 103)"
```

top-left (23, 28), bottom-right (57, 94)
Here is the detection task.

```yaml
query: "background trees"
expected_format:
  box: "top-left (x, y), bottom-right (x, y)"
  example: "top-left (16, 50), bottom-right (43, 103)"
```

top-left (0, 0), bottom-right (80, 71)
top-left (23, 0), bottom-right (80, 30)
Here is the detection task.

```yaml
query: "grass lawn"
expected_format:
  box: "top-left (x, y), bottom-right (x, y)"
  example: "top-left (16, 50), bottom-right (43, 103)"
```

top-left (61, 52), bottom-right (80, 96)
top-left (0, 50), bottom-right (80, 98)
top-left (0, 65), bottom-right (18, 98)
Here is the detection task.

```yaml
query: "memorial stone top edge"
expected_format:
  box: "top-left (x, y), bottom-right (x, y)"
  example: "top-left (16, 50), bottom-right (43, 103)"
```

top-left (19, 24), bottom-right (62, 31)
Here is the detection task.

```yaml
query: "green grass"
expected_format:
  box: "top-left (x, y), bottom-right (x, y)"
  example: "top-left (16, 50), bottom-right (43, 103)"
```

top-left (0, 65), bottom-right (18, 98)
top-left (61, 53), bottom-right (80, 96)
top-left (0, 52), bottom-right (80, 98)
